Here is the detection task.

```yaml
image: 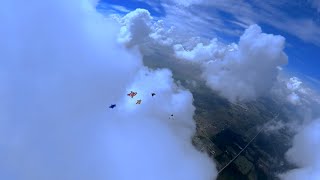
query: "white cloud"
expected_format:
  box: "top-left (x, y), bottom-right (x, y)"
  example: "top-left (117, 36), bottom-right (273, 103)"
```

top-left (173, 38), bottom-right (232, 62)
top-left (287, 77), bottom-right (303, 91)
top-left (198, 25), bottom-right (288, 102)
top-left (284, 77), bottom-right (304, 105)
top-left (164, 0), bottom-right (320, 46)
top-left (206, 25), bottom-right (288, 102)
top-left (109, 5), bottom-right (131, 13)
top-left (0, 1), bottom-right (217, 180)
top-left (279, 119), bottom-right (320, 180)
top-left (150, 20), bottom-right (174, 46)
top-left (287, 92), bottom-right (301, 105)
top-left (278, 19), bottom-right (320, 46)
top-left (136, 0), bottom-right (164, 13)
top-left (116, 9), bottom-right (174, 48)
top-left (270, 75), bottom-right (320, 130)
top-left (118, 9), bottom-right (153, 46)
top-left (101, 6), bottom-right (320, 180)
top-left (276, 76), bottom-right (320, 106)
top-left (104, 67), bottom-right (217, 180)
top-left (112, 8), bottom-right (320, 110)
top-left (171, 0), bottom-right (203, 7)
top-left (161, 3), bottom-right (232, 39)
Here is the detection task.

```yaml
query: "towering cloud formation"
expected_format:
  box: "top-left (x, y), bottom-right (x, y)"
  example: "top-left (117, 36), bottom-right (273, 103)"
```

top-left (117, 9), bottom-right (173, 47)
top-left (205, 25), bottom-right (288, 102)
top-left (0, 1), bottom-right (216, 180)
top-left (118, 8), bottom-right (153, 46)
top-left (279, 119), bottom-right (320, 180)
top-left (175, 25), bottom-right (288, 102)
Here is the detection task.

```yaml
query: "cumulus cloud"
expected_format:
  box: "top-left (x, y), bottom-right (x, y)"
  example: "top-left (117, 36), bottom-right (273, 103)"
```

top-left (180, 25), bottom-right (288, 102)
top-left (204, 25), bottom-right (288, 102)
top-left (173, 38), bottom-right (235, 62)
top-left (117, 8), bottom-right (153, 46)
top-left (287, 77), bottom-right (303, 91)
top-left (0, 1), bottom-right (217, 180)
top-left (116, 9), bottom-right (174, 48)
top-left (272, 75), bottom-right (320, 108)
top-left (283, 77), bottom-right (304, 105)
top-left (279, 119), bottom-right (320, 180)
top-left (150, 20), bottom-right (175, 46)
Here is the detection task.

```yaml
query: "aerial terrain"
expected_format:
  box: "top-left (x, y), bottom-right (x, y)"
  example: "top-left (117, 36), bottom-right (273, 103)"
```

top-left (1, 0), bottom-right (320, 180)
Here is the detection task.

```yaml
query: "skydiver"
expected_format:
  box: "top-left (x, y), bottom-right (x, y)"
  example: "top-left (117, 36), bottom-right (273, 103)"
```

top-left (109, 104), bottom-right (116, 109)
top-left (127, 91), bottom-right (137, 98)
top-left (136, 99), bottom-right (142, 104)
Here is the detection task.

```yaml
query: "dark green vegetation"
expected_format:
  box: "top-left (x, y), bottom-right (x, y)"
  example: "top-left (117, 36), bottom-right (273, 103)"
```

top-left (143, 49), bottom-right (294, 180)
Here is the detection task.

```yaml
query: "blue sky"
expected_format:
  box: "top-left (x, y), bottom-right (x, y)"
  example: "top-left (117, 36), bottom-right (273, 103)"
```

top-left (99, 0), bottom-right (320, 87)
